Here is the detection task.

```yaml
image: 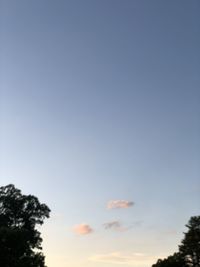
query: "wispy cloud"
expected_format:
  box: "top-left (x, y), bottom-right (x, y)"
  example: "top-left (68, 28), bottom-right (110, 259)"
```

top-left (73, 223), bottom-right (93, 235)
top-left (103, 221), bottom-right (122, 230)
top-left (107, 200), bottom-right (134, 209)
top-left (103, 220), bottom-right (134, 232)
top-left (89, 252), bottom-right (158, 265)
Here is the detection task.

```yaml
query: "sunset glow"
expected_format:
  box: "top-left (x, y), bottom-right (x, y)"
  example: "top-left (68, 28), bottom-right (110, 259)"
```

top-left (1, 1), bottom-right (199, 267)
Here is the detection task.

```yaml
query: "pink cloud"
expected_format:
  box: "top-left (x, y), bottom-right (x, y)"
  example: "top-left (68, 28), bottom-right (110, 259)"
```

top-left (107, 200), bottom-right (134, 209)
top-left (73, 223), bottom-right (93, 235)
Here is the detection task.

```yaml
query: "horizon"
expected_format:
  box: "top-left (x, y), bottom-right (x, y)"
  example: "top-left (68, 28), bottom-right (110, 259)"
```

top-left (1, 1), bottom-right (200, 267)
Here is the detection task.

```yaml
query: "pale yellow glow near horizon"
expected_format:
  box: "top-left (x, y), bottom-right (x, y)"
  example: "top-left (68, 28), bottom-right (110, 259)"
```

top-left (42, 223), bottom-right (171, 267)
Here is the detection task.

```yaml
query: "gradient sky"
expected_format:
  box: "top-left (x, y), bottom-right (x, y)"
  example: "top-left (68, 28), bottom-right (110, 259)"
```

top-left (0, 1), bottom-right (200, 267)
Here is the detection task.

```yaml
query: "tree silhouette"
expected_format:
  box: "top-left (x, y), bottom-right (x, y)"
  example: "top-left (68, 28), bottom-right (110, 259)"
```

top-left (152, 253), bottom-right (185, 267)
top-left (152, 216), bottom-right (200, 267)
top-left (0, 184), bottom-right (50, 267)
top-left (179, 216), bottom-right (200, 267)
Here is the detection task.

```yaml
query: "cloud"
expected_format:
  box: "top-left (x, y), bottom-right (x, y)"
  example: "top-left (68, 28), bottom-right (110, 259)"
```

top-left (103, 221), bottom-right (122, 230)
top-left (89, 252), bottom-right (158, 265)
top-left (73, 223), bottom-right (93, 235)
top-left (107, 200), bottom-right (134, 209)
top-left (103, 220), bottom-right (133, 232)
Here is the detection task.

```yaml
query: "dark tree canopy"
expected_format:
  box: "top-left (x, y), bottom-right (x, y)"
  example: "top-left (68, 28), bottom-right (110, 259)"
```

top-left (152, 216), bottom-right (200, 267)
top-left (179, 216), bottom-right (200, 267)
top-left (0, 184), bottom-right (50, 267)
top-left (152, 253), bottom-right (185, 267)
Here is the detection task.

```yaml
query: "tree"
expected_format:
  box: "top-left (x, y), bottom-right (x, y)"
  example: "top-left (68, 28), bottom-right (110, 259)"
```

top-left (152, 216), bottom-right (200, 267)
top-left (152, 253), bottom-right (185, 267)
top-left (179, 216), bottom-right (200, 267)
top-left (0, 184), bottom-right (50, 267)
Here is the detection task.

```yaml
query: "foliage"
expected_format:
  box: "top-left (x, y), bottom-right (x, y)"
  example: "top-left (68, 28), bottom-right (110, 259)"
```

top-left (0, 184), bottom-right (50, 267)
top-left (152, 216), bottom-right (200, 267)
top-left (179, 216), bottom-right (200, 267)
top-left (152, 253), bottom-right (185, 267)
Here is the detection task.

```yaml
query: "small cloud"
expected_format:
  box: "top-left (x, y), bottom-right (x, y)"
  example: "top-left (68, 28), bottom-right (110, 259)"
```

top-left (89, 251), bottom-right (158, 265)
top-left (107, 200), bottom-right (134, 209)
top-left (73, 223), bottom-right (93, 235)
top-left (103, 221), bottom-right (132, 232)
top-left (103, 221), bottom-right (122, 230)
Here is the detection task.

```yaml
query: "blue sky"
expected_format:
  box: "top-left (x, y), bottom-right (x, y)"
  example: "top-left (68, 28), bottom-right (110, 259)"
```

top-left (0, 1), bottom-right (200, 267)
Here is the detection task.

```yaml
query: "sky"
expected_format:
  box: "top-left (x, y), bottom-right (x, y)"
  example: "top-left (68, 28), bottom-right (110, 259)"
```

top-left (0, 1), bottom-right (200, 267)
